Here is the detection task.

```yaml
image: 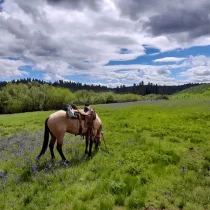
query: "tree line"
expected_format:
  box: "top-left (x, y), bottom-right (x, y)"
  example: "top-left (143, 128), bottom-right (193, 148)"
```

top-left (0, 83), bottom-right (141, 114)
top-left (0, 78), bottom-right (200, 95)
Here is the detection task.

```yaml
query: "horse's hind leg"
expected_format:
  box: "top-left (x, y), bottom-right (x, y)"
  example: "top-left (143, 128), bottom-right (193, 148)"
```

top-left (56, 138), bottom-right (67, 162)
top-left (49, 135), bottom-right (56, 162)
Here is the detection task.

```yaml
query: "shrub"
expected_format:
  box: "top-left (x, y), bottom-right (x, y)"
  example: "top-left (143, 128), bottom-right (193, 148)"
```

top-left (106, 93), bottom-right (118, 103)
top-left (155, 94), bottom-right (169, 100)
top-left (126, 189), bottom-right (146, 209)
top-left (99, 196), bottom-right (114, 210)
top-left (110, 181), bottom-right (126, 195)
top-left (72, 200), bottom-right (89, 210)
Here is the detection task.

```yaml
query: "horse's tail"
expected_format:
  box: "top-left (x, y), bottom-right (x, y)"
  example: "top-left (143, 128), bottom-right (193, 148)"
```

top-left (36, 117), bottom-right (50, 161)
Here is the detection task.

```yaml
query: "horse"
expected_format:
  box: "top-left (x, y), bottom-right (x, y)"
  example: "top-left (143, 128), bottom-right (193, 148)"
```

top-left (36, 105), bottom-right (103, 163)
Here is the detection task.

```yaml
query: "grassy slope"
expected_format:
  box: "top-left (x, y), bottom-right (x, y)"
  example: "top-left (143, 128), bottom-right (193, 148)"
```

top-left (171, 84), bottom-right (210, 99)
top-left (1, 101), bottom-right (210, 209)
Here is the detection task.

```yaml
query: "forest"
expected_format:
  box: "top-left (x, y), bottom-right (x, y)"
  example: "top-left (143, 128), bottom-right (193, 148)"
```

top-left (0, 78), bottom-right (200, 95)
top-left (0, 78), bottom-right (201, 114)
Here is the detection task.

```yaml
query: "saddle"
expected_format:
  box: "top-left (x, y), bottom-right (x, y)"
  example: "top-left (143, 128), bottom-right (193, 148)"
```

top-left (64, 104), bottom-right (96, 136)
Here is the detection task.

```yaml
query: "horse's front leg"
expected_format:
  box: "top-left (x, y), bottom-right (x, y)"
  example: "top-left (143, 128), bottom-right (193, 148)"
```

top-left (88, 138), bottom-right (93, 158)
top-left (85, 135), bottom-right (89, 154)
top-left (94, 137), bottom-right (100, 151)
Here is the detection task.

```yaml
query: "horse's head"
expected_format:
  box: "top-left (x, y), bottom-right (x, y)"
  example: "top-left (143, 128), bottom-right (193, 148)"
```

top-left (94, 127), bottom-right (103, 150)
top-left (92, 112), bottom-right (102, 151)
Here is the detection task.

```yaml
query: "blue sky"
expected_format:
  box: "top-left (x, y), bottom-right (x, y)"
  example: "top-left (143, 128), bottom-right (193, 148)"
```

top-left (0, 0), bottom-right (210, 86)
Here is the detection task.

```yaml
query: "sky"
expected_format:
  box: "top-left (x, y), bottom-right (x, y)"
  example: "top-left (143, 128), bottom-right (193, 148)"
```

top-left (0, 0), bottom-right (210, 87)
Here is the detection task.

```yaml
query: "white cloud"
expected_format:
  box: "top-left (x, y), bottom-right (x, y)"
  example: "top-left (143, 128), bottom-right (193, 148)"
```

top-left (184, 55), bottom-right (210, 67)
top-left (0, 0), bottom-right (210, 86)
top-left (153, 57), bottom-right (186, 63)
top-left (181, 66), bottom-right (210, 77)
top-left (88, 55), bottom-right (210, 85)
top-left (43, 73), bottom-right (52, 81)
top-left (0, 58), bottom-right (28, 78)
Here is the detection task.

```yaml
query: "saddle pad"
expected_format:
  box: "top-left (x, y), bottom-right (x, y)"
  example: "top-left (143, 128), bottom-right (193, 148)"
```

top-left (67, 105), bottom-right (78, 118)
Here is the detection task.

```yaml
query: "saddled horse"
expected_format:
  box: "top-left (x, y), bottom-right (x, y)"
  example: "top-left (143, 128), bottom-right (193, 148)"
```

top-left (36, 105), bottom-right (103, 163)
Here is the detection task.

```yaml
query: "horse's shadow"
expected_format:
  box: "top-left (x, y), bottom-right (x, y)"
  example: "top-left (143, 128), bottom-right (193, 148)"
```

top-left (36, 150), bottom-right (98, 173)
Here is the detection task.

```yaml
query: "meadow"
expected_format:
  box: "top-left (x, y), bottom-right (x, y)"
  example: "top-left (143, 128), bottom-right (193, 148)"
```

top-left (1, 99), bottom-right (210, 210)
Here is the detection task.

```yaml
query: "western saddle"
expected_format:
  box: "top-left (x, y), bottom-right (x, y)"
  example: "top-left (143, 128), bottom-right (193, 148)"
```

top-left (64, 104), bottom-right (96, 136)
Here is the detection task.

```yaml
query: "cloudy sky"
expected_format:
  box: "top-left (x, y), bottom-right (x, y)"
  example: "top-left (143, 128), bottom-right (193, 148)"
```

top-left (0, 0), bottom-right (210, 87)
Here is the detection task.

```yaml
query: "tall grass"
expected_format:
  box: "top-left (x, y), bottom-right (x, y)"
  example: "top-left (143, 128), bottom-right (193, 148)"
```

top-left (170, 84), bottom-right (210, 100)
top-left (1, 99), bottom-right (210, 209)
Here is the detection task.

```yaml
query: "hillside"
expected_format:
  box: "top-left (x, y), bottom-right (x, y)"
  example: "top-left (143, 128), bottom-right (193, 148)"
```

top-left (170, 84), bottom-right (210, 99)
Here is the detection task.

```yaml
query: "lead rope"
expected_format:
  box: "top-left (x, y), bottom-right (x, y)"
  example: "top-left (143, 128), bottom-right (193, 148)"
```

top-left (100, 132), bottom-right (110, 154)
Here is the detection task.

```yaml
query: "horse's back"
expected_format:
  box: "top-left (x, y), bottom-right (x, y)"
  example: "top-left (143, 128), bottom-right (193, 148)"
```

top-left (49, 110), bottom-right (66, 118)
top-left (48, 110), bottom-right (82, 136)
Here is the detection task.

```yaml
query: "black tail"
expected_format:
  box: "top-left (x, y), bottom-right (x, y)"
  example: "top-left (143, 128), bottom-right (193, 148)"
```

top-left (36, 117), bottom-right (50, 161)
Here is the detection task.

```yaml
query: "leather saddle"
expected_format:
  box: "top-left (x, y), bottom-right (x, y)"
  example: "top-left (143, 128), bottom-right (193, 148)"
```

top-left (63, 104), bottom-right (96, 136)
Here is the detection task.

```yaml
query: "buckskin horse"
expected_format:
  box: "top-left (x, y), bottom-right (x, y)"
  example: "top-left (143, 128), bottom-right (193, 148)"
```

top-left (36, 105), bottom-right (103, 163)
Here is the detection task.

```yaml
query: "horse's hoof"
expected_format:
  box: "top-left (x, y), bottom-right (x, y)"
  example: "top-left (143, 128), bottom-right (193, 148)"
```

top-left (95, 147), bottom-right (99, 151)
top-left (51, 158), bottom-right (55, 163)
top-left (35, 157), bottom-right (40, 163)
top-left (63, 160), bottom-right (69, 165)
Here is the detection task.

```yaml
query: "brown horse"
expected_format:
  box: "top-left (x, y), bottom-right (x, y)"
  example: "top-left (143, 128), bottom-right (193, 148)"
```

top-left (36, 106), bottom-right (102, 163)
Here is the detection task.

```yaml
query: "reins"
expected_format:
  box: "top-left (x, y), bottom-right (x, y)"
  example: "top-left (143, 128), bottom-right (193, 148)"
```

top-left (100, 132), bottom-right (110, 154)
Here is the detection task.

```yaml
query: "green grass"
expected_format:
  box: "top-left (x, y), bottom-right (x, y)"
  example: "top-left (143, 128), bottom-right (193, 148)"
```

top-left (0, 111), bottom-right (51, 137)
top-left (171, 84), bottom-right (210, 99)
top-left (1, 100), bottom-right (210, 209)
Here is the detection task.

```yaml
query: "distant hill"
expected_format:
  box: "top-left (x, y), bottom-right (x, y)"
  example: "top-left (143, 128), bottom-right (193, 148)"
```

top-left (171, 84), bottom-right (210, 99)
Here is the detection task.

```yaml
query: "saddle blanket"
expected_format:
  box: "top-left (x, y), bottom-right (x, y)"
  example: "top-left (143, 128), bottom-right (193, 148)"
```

top-left (66, 105), bottom-right (78, 118)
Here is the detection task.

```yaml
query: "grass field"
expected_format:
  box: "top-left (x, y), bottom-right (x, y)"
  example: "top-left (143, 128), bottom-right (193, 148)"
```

top-left (1, 99), bottom-right (210, 210)
top-left (171, 84), bottom-right (210, 100)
